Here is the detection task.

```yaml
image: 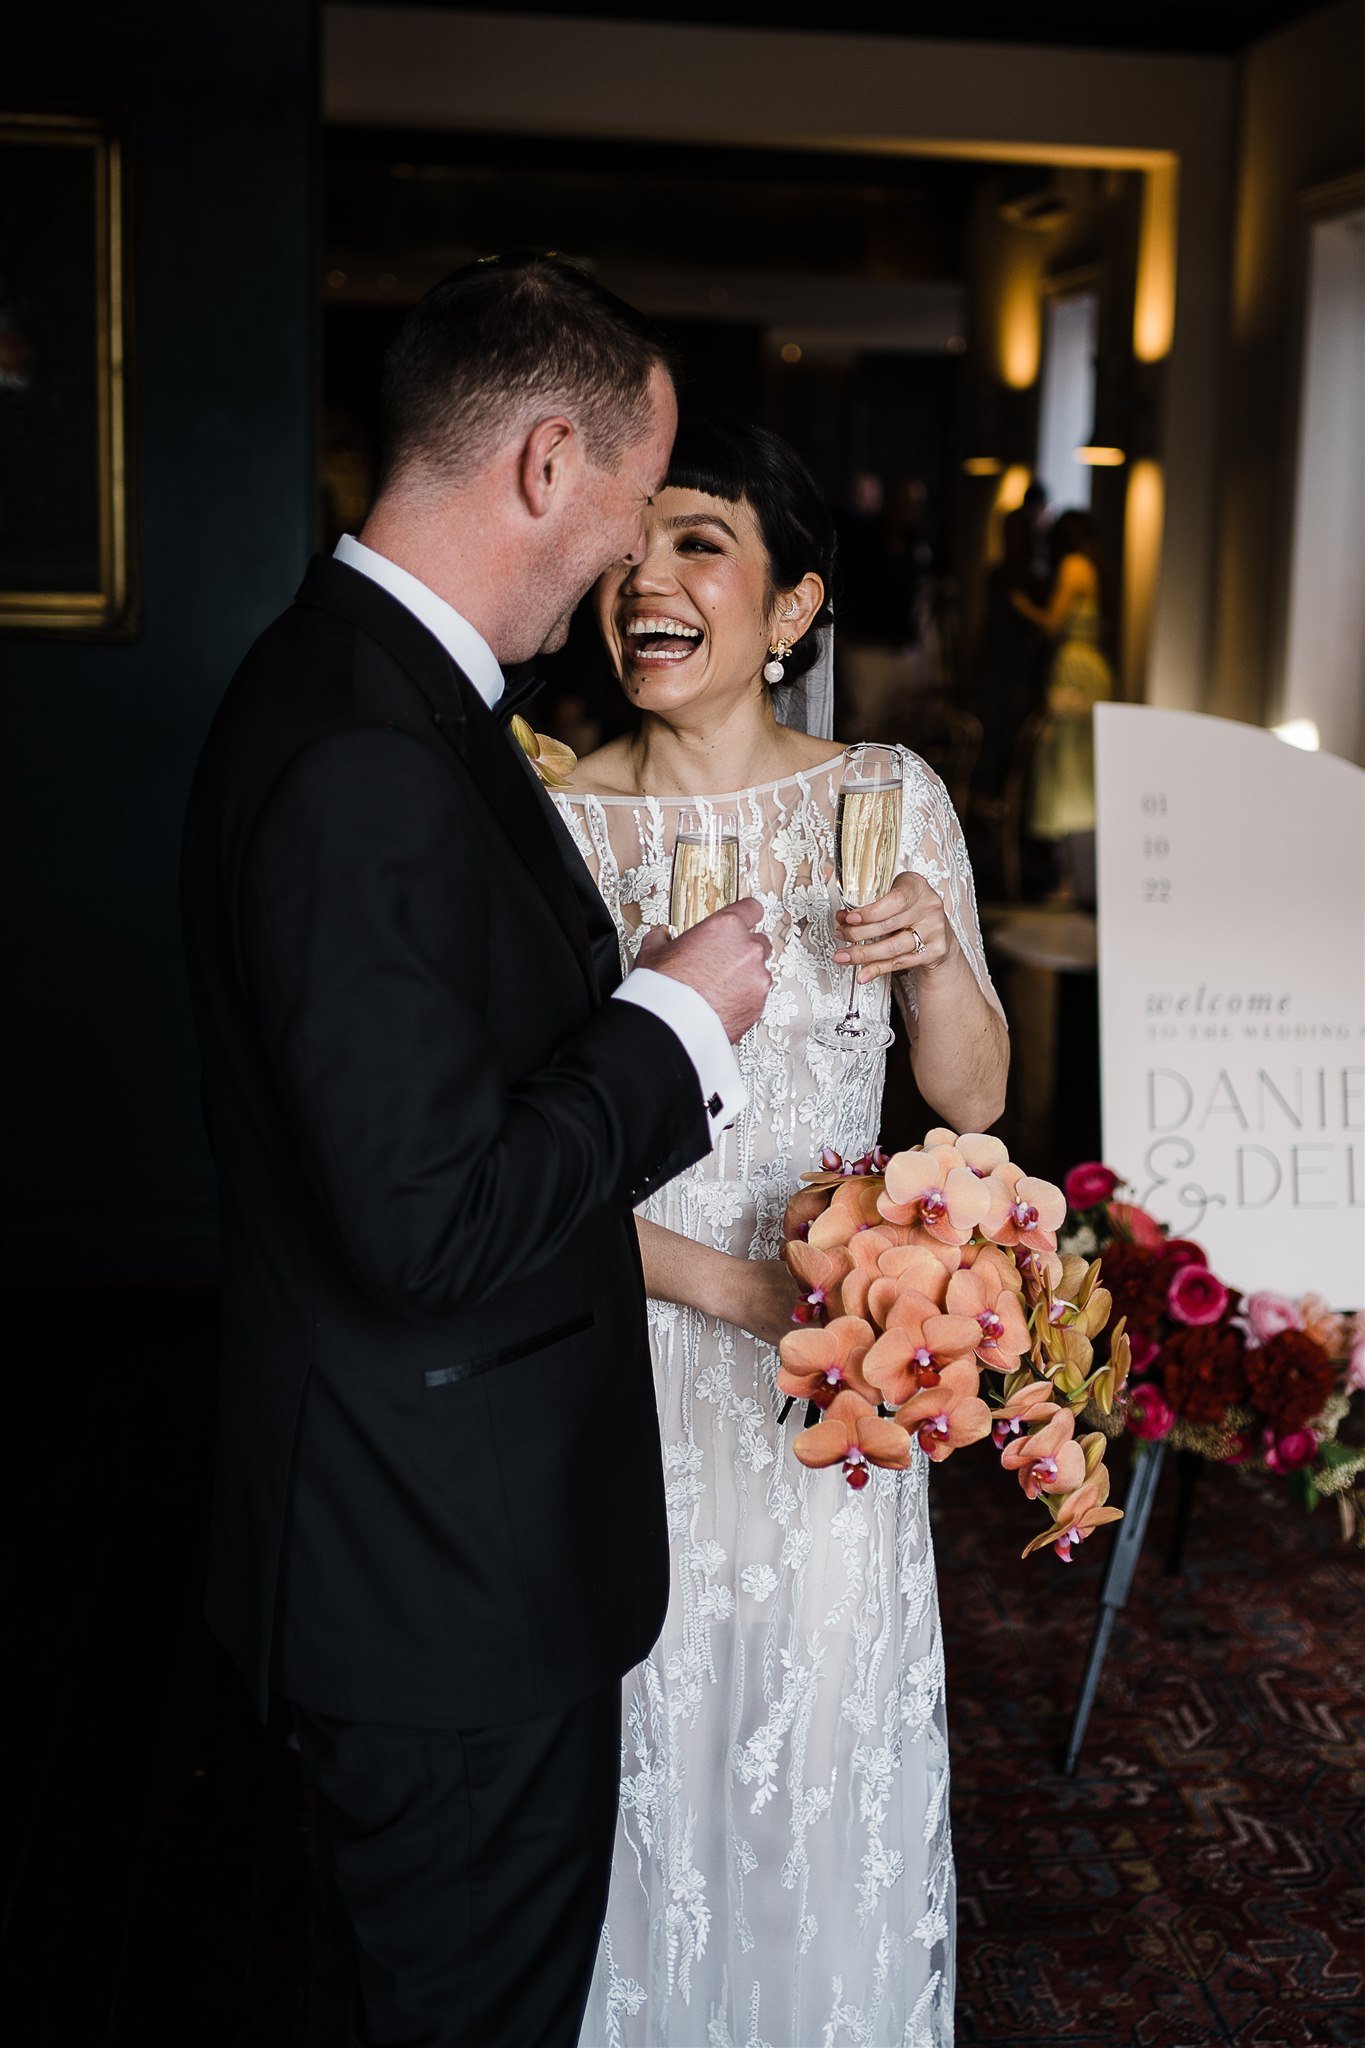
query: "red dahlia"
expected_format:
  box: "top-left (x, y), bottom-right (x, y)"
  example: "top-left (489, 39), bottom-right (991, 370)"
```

top-left (1243, 1329), bottom-right (1336, 1432)
top-left (1099, 1239), bottom-right (1171, 1335)
top-left (1160, 1323), bottom-right (1248, 1426)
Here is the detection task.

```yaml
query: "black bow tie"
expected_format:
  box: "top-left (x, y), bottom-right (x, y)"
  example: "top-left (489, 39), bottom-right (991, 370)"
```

top-left (494, 663), bottom-right (546, 728)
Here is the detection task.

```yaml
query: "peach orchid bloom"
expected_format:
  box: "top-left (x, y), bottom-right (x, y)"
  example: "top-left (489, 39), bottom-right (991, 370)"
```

top-left (945, 1259), bottom-right (1032, 1373)
top-left (863, 1290), bottom-right (980, 1404)
top-left (979, 1165), bottom-right (1067, 1254)
top-left (878, 1147), bottom-right (992, 1246)
top-left (1021, 1465), bottom-right (1123, 1561)
top-left (990, 1378), bottom-right (1060, 1448)
top-left (840, 1225), bottom-right (916, 1319)
top-left (784, 1239), bottom-right (852, 1322)
top-left (808, 1176), bottom-right (886, 1250)
top-left (1017, 1245), bottom-right (1065, 1305)
top-left (782, 1185), bottom-right (835, 1244)
top-left (954, 1136), bottom-right (1020, 1235)
top-left (777, 1315), bottom-right (878, 1410)
top-left (1000, 1408), bottom-right (1086, 1500)
top-left (865, 1242), bottom-right (959, 1323)
top-left (793, 1388), bottom-right (912, 1488)
top-left (895, 1357), bottom-right (993, 1462)
top-left (956, 1133), bottom-right (1011, 1175)
top-left (958, 1242), bottom-right (1024, 1287)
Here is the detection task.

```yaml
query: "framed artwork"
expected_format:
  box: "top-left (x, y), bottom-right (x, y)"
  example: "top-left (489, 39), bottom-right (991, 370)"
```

top-left (0, 113), bottom-right (137, 636)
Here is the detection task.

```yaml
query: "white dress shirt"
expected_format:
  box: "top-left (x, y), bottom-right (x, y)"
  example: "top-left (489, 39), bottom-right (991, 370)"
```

top-left (333, 536), bottom-right (745, 1137)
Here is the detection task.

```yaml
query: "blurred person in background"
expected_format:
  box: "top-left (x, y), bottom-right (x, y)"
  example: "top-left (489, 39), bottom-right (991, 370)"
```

top-left (1012, 506), bottom-right (1116, 906)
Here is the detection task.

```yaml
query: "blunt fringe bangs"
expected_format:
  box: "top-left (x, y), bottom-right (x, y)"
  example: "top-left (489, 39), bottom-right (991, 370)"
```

top-left (664, 418), bottom-right (836, 682)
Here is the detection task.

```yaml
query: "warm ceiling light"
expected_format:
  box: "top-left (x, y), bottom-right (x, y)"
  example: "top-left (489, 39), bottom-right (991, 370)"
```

top-left (962, 456), bottom-right (1004, 477)
top-left (1075, 444), bottom-right (1126, 466)
top-left (780, 341), bottom-right (802, 364)
top-left (1271, 718), bottom-right (1320, 751)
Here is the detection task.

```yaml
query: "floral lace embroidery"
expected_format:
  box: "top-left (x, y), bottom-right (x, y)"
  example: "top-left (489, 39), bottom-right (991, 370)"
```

top-left (555, 751), bottom-right (999, 2046)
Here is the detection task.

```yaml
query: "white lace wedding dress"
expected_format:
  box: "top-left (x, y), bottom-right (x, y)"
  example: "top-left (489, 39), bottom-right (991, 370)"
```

top-left (555, 748), bottom-right (1002, 2048)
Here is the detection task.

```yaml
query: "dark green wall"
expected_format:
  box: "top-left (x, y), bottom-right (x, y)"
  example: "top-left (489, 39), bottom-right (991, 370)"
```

top-left (3, 2), bottom-right (318, 1278)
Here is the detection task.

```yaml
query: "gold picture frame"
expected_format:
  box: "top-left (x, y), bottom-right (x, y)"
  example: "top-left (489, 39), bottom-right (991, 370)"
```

top-left (0, 113), bottom-right (137, 636)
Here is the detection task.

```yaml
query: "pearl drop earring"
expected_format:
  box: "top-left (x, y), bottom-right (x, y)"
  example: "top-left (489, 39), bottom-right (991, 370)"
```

top-left (764, 637), bottom-right (794, 685)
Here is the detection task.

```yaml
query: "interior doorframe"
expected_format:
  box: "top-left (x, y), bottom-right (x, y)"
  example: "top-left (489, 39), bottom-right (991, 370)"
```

top-left (1269, 167), bottom-right (1365, 759)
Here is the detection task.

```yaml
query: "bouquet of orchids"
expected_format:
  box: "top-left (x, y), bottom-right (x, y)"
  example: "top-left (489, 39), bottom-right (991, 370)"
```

top-left (1061, 1163), bottom-right (1365, 1543)
top-left (778, 1130), bottom-right (1130, 1562)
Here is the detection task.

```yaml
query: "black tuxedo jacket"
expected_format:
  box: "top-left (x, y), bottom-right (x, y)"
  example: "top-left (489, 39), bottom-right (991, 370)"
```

top-left (181, 555), bottom-right (707, 1727)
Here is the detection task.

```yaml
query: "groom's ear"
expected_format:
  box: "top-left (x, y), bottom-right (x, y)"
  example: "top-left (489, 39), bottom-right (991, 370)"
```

top-left (517, 416), bottom-right (578, 518)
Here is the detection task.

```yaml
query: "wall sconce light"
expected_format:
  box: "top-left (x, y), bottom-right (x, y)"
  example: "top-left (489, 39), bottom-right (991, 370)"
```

top-left (1075, 444), bottom-right (1126, 466)
top-left (962, 456), bottom-right (1004, 477)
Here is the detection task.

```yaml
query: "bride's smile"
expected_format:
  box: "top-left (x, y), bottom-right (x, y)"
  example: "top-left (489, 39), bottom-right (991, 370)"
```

top-left (598, 491), bottom-right (792, 716)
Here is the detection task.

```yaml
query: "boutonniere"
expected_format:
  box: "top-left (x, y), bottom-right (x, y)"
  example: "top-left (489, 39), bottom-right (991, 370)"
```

top-left (509, 713), bottom-right (577, 790)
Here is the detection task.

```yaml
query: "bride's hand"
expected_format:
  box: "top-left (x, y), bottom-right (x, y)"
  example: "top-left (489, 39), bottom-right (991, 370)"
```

top-left (835, 871), bottom-right (951, 983)
top-left (718, 1256), bottom-right (803, 1349)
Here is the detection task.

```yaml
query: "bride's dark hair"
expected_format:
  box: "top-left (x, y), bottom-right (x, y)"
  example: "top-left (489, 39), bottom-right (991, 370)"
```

top-left (663, 418), bottom-right (836, 684)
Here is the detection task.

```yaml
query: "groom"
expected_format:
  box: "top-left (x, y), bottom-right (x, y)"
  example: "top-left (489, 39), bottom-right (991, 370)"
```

top-left (181, 256), bottom-right (769, 2046)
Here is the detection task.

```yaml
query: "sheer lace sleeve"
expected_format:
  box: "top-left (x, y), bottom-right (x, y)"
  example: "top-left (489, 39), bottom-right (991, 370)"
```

top-left (895, 747), bottom-right (1007, 1028)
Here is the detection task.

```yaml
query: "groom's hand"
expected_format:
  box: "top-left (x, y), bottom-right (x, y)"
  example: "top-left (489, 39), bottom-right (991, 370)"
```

top-left (638, 898), bottom-right (770, 1043)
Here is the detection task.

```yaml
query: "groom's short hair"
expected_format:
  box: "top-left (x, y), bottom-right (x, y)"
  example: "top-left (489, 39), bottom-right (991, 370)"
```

top-left (377, 254), bottom-right (671, 491)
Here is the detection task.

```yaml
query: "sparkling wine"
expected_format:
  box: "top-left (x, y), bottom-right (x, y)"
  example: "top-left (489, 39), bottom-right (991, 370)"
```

top-left (835, 782), bottom-right (902, 907)
top-left (670, 831), bottom-right (739, 931)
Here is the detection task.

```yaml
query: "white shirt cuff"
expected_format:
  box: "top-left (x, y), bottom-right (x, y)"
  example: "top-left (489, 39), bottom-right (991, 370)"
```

top-left (612, 967), bottom-right (747, 1136)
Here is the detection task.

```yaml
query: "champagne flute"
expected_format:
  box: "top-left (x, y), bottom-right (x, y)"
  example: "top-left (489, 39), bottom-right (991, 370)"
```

top-left (815, 744), bottom-right (902, 1052)
top-left (669, 810), bottom-right (740, 933)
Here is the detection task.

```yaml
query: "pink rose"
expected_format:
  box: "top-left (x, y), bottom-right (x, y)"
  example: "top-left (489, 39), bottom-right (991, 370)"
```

top-left (1127, 1335), bottom-right (1161, 1379)
top-left (1127, 1383), bottom-right (1175, 1440)
top-left (1244, 1292), bottom-right (1302, 1346)
top-left (1063, 1162), bottom-right (1121, 1210)
top-left (1162, 1239), bottom-right (1208, 1273)
top-left (1110, 1202), bottom-right (1166, 1248)
top-left (1262, 1426), bottom-right (1318, 1474)
top-left (1167, 1264), bottom-right (1230, 1327)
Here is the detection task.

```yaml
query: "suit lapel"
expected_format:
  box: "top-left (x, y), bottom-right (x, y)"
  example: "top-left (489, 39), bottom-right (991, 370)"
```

top-left (296, 554), bottom-right (601, 1003)
top-left (433, 698), bottom-right (602, 1001)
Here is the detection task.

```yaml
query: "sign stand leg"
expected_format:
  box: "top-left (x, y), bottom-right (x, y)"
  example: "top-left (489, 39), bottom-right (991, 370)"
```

top-left (1061, 1440), bottom-right (1166, 1775)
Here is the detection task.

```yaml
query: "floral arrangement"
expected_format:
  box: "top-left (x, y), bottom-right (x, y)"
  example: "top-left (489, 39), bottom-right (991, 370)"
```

top-left (1061, 1162), bottom-right (1365, 1542)
top-left (778, 1131), bottom-right (1130, 1562)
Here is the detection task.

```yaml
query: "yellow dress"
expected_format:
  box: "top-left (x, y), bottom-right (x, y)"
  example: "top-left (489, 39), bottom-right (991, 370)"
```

top-left (1028, 591), bottom-right (1114, 840)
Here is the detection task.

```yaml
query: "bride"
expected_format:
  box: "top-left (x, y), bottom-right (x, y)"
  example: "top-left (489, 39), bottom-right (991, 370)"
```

top-left (554, 420), bottom-right (1008, 2048)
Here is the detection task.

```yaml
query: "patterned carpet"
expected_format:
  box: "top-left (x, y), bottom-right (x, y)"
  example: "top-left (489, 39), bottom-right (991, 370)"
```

top-left (932, 1442), bottom-right (1365, 2048)
top-left (4, 1291), bottom-right (1362, 2045)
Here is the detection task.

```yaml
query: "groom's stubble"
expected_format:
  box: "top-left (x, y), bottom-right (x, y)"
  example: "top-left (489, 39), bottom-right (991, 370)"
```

top-left (533, 367), bottom-right (678, 658)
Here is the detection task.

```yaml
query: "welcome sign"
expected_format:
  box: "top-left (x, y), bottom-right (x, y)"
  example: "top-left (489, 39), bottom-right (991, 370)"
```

top-left (1095, 704), bottom-right (1364, 1306)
